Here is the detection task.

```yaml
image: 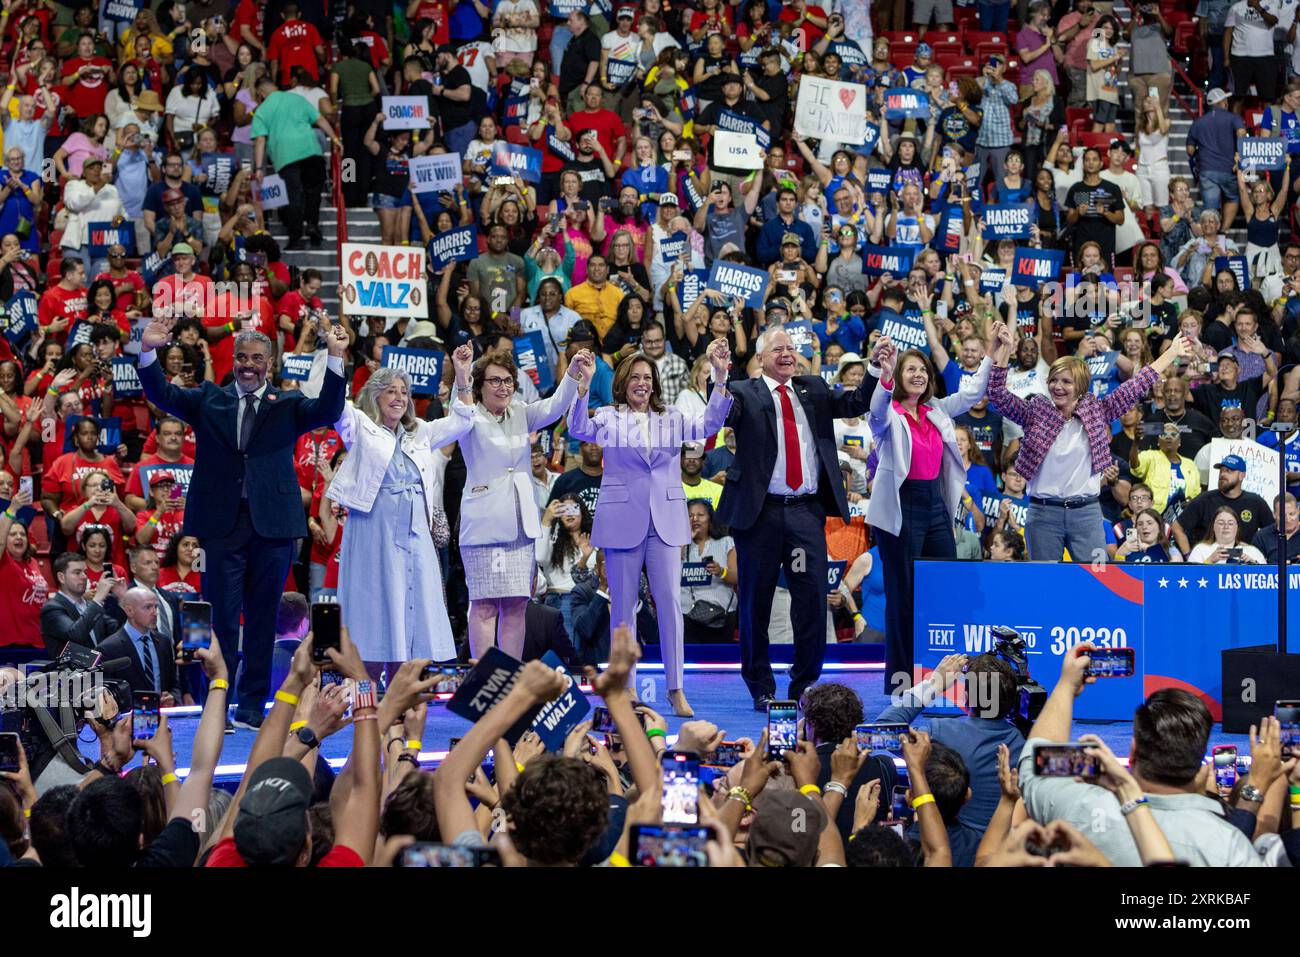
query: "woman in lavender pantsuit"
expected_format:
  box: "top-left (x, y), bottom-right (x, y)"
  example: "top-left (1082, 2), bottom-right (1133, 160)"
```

top-left (567, 339), bottom-right (733, 716)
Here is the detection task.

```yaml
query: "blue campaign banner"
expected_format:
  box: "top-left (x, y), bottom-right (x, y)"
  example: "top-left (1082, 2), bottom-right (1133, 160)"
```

top-left (883, 87), bottom-right (930, 120)
top-left (110, 357), bottom-right (142, 397)
top-left (102, 0), bottom-right (145, 24)
top-left (447, 647), bottom-right (588, 747)
top-left (852, 123), bottom-right (880, 157)
top-left (546, 127), bottom-right (575, 162)
top-left (981, 204), bottom-right (1033, 240)
top-left (87, 221), bottom-right (136, 257)
top-left (202, 155), bottom-right (236, 196)
top-left (1, 289), bottom-right (38, 345)
top-left (428, 225), bottom-right (478, 271)
top-left (876, 310), bottom-right (929, 354)
top-left (784, 319), bottom-right (816, 359)
top-left (1215, 255), bottom-right (1249, 290)
top-left (280, 354), bottom-right (315, 381)
top-left (503, 80), bottom-right (530, 128)
top-left (491, 142), bottom-right (542, 184)
top-left (606, 57), bottom-right (639, 87)
top-left (64, 415), bottom-right (122, 455)
top-left (513, 331), bottom-right (555, 393)
top-left (1086, 350), bottom-right (1119, 399)
top-left (718, 109), bottom-right (770, 150)
top-left (681, 561), bottom-right (712, 587)
top-left (138, 462), bottom-right (192, 499)
top-left (865, 167), bottom-right (892, 193)
top-left (547, 0), bottom-right (586, 15)
top-left (381, 346), bottom-right (444, 395)
top-left (979, 266), bottom-right (1010, 294)
top-left (914, 561), bottom-right (1295, 721)
top-left (777, 559), bottom-right (847, 592)
top-left (861, 244), bottom-right (915, 276)
top-left (706, 260), bottom-right (769, 308)
top-left (1012, 246), bottom-right (1065, 288)
top-left (1239, 136), bottom-right (1287, 171)
top-left (658, 230), bottom-right (689, 266)
top-left (678, 269), bottom-right (709, 310)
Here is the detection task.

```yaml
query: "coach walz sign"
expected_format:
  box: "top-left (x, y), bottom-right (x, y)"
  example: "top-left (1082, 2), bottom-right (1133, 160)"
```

top-left (339, 243), bottom-right (428, 319)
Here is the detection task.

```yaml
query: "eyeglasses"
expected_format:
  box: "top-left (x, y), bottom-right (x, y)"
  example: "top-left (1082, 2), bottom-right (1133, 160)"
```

top-left (483, 376), bottom-right (515, 389)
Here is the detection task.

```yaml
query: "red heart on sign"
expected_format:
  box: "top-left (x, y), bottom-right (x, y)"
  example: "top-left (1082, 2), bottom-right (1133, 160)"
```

top-left (839, 87), bottom-right (857, 110)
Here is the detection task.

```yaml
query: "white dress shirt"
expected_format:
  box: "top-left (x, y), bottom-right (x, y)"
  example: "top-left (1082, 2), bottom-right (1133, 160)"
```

top-left (762, 374), bottom-right (819, 496)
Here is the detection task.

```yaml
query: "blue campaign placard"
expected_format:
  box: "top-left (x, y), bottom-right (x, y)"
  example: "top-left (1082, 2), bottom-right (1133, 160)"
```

top-left (979, 266), bottom-right (1010, 294)
top-left (861, 244), bottom-right (915, 276)
top-left (64, 415), bottom-right (122, 455)
top-left (1239, 136), bottom-right (1287, 171)
top-left (783, 319), bottom-right (816, 359)
top-left (546, 127), bottom-right (575, 162)
top-left (513, 331), bottom-right (555, 393)
top-left (547, 0), bottom-right (585, 16)
top-left (101, 0), bottom-right (145, 23)
top-left (87, 221), bottom-right (137, 257)
top-left (681, 562), bottom-right (712, 587)
top-left (1012, 246), bottom-right (1065, 288)
top-left (718, 109), bottom-right (771, 150)
top-left (658, 230), bottom-right (689, 266)
top-left (1215, 255), bottom-right (1249, 290)
top-left (883, 87), bottom-right (930, 120)
top-left (428, 225), bottom-right (478, 271)
top-left (280, 354), bottom-right (315, 381)
top-left (447, 647), bottom-right (587, 747)
top-left (865, 167), bottom-right (892, 193)
top-left (678, 269), bottom-right (710, 310)
top-left (381, 346), bottom-right (444, 395)
top-left (853, 124), bottom-right (880, 157)
top-left (138, 462), bottom-right (192, 499)
top-left (706, 260), bottom-right (768, 308)
top-left (606, 57), bottom-right (639, 87)
top-left (981, 204), bottom-right (1033, 240)
top-left (1086, 350), bottom-right (1119, 399)
top-left (876, 310), bottom-right (929, 355)
top-left (491, 142), bottom-right (542, 183)
top-left (2, 289), bottom-right (38, 345)
top-left (110, 357), bottom-right (142, 397)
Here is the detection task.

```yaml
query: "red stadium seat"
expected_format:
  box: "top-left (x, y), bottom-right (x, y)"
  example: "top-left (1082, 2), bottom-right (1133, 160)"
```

top-left (1066, 107), bottom-right (1092, 129)
top-left (974, 41), bottom-right (1009, 63)
top-left (889, 42), bottom-right (919, 68)
top-left (1069, 117), bottom-right (1091, 143)
top-left (935, 50), bottom-right (966, 71)
top-left (953, 6), bottom-right (976, 28)
top-left (883, 31), bottom-right (920, 44)
top-left (1173, 19), bottom-right (1198, 55)
top-left (966, 31), bottom-right (1008, 52)
top-left (505, 125), bottom-right (529, 145)
top-left (928, 33), bottom-right (962, 49)
top-left (947, 63), bottom-right (978, 81)
top-left (1076, 131), bottom-right (1115, 151)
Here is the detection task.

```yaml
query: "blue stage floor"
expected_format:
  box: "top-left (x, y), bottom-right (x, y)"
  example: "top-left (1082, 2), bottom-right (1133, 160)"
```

top-left (138, 670), bottom-right (1255, 781)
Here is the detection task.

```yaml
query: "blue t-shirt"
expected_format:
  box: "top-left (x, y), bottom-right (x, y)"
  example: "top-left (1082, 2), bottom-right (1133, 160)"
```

top-left (962, 463), bottom-right (1001, 532)
top-left (813, 315), bottom-right (866, 353)
top-left (1259, 107), bottom-right (1300, 155)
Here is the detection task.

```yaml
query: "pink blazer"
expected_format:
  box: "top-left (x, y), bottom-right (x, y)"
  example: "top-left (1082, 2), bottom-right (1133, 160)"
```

top-left (567, 387), bottom-right (732, 549)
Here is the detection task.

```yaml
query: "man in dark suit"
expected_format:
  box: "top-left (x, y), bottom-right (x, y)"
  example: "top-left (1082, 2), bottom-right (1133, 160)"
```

top-left (105, 547), bottom-right (181, 645)
top-left (716, 329), bottom-right (879, 709)
top-left (98, 587), bottom-right (182, 704)
top-left (137, 317), bottom-right (348, 728)
top-left (39, 553), bottom-right (125, 656)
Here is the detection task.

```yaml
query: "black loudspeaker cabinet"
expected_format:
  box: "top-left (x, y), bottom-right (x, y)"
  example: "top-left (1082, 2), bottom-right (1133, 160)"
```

top-left (1220, 646), bottom-right (1300, 733)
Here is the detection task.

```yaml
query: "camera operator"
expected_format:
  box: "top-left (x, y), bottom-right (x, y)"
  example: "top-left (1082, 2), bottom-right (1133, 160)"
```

top-left (1017, 643), bottom-right (1274, 866)
top-left (38, 552), bottom-right (125, 656)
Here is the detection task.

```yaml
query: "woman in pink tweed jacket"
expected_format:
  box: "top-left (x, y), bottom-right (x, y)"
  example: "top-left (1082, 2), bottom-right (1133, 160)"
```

top-left (987, 324), bottom-right (1192, 561)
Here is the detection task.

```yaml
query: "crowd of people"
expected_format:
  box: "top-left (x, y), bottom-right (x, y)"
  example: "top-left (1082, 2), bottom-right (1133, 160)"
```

top-left (0, 0), bottom-right (1298, 869)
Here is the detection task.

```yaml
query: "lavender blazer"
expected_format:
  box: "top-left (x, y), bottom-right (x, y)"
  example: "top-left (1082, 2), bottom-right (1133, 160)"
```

top-left (567, 386), bottom-right (732, 549)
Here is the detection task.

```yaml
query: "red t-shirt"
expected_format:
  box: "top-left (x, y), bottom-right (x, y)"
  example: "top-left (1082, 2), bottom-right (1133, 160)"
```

top-left (136, 507), bottom-right (186, 557)
top-left (38, 284), bottom-right (89, 339)
top-left (689, 9), bottom-right (732, 36)
top-left (294, 429), bottom-right (342, 492)
top-left (158, 566), bottom-right (201, 597)
top-left (151, 273), bottom-right (215, 321)
top-left (95, 269), bottom-right (146, 313)
top-left (565, 109), bottom-right (627, 166)
top-left (267, 19), bottom-right (324, 82)
top-left (205, 835), bottom-right (364, 867)
top-left (0, 550), bottom-right (47, 647)
top-left (20, 76), bottom-right (63, 136)
top-left (84, 562), bottom-right (127, 588)
top-left (44, 451), bottom-right (126, 511)
top-left (0, 395), bottom-right (33, 476)
top-left (778, 5), bottom-right (828, 47)
top-left (274, 290), bottom-right (324, 353)
top-left (231, 0), bottom-right (265, 48)
top-left (204, 292), bottom-right (273, 384)
top-left (72, 504), bottom-right (128, 562)
top-left (143, 426), bottom-right (197, 461)
top-left (125, 453), bottom-right (195, 502)
top-left (60, 56), bottom-right (114, 118)
top-left (354, 31), bottom-right (390, 71)
top-left (410, 0), bottom-right (450, 43)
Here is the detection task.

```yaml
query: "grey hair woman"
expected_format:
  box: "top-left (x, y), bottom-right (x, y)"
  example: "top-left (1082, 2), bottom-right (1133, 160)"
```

top-left (354, 366), bottom-right (418, 432)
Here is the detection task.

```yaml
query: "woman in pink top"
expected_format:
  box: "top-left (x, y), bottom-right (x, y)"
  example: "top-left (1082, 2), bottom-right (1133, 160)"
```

top-left (866, 328), bottom-right (998, 682)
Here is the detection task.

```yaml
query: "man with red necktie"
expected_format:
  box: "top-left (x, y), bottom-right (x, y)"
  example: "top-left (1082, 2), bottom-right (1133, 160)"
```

top-left (716, 327), bottom-right (882, 710)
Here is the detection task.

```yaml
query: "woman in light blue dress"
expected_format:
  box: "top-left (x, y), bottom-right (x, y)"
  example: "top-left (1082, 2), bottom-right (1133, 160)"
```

top-left (328, 345), bottom-right (476, 682)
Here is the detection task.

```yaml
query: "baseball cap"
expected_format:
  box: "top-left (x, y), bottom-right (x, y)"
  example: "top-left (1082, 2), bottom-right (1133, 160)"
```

top-left (780, 232), bottom-right (801, 246)
top-left (1206, 88), bottom-right (1229, 106)
top-left (746, 790), bottom-right (827, 867)
top-left (149, 470), bottom-right (177, 485)
top-left (718, 241), bottom-right (743, 259)
top-left (567, 319), bottom-right (597, 343)
top-left (1216, 454), bottom-right (1248, 473)
top-left (171, 242), bottom-right (196, 256)
top-left (233, 757), bottom-right (312, 866)
top-left (682, 441), bottom-right (704, 458)
top-left (616, 5), bottom-right (635, 17)
top-left (1109, 138), bottom-right (1133, 154)
top-left (1216, 348), bottom-right (1239, 363)
top-left (658, 191), bottom-right (679, 206)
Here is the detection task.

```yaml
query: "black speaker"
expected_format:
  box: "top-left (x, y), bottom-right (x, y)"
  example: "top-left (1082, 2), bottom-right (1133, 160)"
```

top-left (1220, 646), bottom-right (1300, 733)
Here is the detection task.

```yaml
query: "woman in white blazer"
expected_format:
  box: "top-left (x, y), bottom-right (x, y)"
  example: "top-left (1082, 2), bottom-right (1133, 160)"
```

top-left (459, 346), bottom-right (593, 660)
top-left (866, 328), bottom-right (999, 685)
top-left (328, 344), bottom-right (475, 681)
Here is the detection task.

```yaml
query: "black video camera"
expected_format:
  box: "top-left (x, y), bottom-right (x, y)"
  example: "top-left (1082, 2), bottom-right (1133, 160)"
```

top-left (990, 625), bottom-right (1048, 737)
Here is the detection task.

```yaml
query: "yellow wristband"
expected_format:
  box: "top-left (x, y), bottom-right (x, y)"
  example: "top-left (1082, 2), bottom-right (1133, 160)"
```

top-left (24, 808), bottom-right (31, 818)
top-left (405, 739), bottom-right (422, 751)
top-left (289, 720), bottom-right (308, 732)
top-left (160, 772), bottom-right (179, 785)
top-left (911, 793), bottom-right (936, 810)
top-left (607, 851), bottom-right (631, 867)
top-left (516, 762), bottom-right (526, 773)
top-left (210, 678), bottom-right (229, 691)
top-left (274, 690), bottom-right (299, 706)
top-left (799, 784), bottom-right (822, 796)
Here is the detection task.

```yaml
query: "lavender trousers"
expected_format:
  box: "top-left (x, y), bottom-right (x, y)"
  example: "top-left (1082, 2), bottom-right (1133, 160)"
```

top-left (605, 523), bottom-right (685, 692)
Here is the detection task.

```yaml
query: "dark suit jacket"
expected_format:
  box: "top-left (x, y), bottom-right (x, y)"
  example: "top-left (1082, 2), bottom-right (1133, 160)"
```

top-left (39, 593), bottom-right (118, 656)
top-left (98, 626), bottom-right (181, 700)
top-left (523, 599), bottom-right (579, 670)
top-left (138, 358), bottom-right (346, 540)
top-left (104, 582), bottom-right (181, 644)
top-left (716, 373), bottom-right (877, 531)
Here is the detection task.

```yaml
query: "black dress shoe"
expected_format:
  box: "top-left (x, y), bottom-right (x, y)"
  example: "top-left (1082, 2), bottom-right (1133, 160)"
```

top-left (285, 237), bottom-right (306, 251)
top-left (753, 694), bottom-right (776, 712)
top-left (307, 229), bottom-right (323, 247)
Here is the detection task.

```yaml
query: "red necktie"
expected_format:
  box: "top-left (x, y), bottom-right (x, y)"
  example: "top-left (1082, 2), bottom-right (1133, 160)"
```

top-left (777, 384), bottom-right (803, 491)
